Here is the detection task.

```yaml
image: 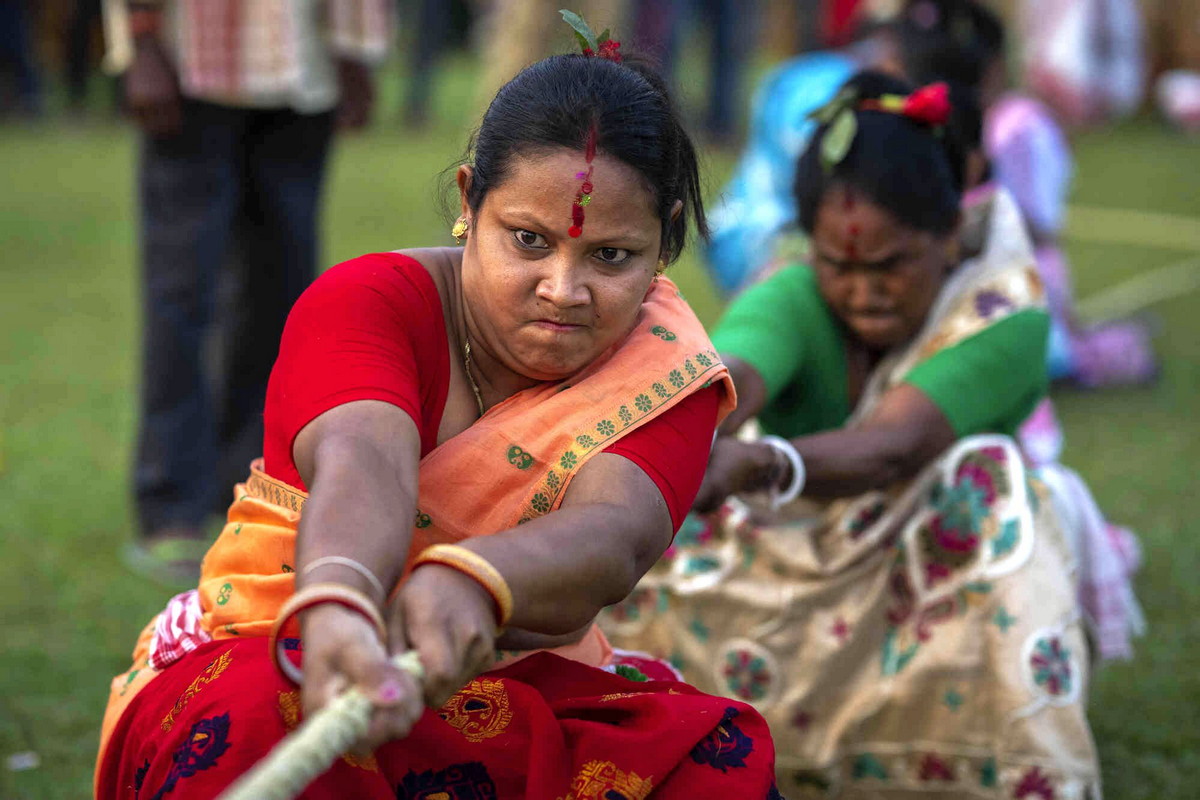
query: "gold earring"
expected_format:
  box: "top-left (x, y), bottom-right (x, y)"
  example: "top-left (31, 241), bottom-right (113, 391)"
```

top-left (451, 217), bottom-right (469, 243)
top-left (654, 258), bottom-right (666, 281)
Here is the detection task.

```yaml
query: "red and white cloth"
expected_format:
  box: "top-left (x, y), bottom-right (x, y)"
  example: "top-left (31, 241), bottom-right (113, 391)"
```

top-left (148, 589), bottom-right (212, 670)
top-left (148, 593), bottom-right (691, 680)
top-left (1016, 410), bottom-right (1147, 662)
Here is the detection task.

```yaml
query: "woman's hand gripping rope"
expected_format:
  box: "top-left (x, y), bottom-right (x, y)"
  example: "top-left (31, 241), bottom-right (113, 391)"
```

top-left (217, 650), bottom-right (424, 800)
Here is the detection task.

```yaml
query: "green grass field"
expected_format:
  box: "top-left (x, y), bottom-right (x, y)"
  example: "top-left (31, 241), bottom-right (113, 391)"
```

top-left (1, 60), bottom-right (1198, 798)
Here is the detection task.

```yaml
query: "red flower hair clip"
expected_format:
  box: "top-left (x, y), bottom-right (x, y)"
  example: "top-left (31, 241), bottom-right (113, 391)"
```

top-left (858, 82), bottom-right (952, 127)
top-left (901, 82), bottom-right (952, 126)
top-left (561, 9), bottom-right (622, 63)
top-left (809, 82), bottom-right (954, 172)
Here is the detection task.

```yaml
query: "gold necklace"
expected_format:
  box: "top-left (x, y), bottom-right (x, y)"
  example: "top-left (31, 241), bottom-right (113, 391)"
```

top-left (462, 338), bottom-right (485, 417)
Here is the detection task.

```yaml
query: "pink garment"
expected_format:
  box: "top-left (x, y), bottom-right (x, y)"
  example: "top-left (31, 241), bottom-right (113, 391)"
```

top-left (1037, 463), bottom-right (1146, 660)
top-left (1017, 398), bottom-right (1064, 468)
top-left (1018, 402), bottom-right (1145, 660)
top-left (986, 95), bottom-right (1072, 238)
top-left (986, 99), bottom-right (1159, 387)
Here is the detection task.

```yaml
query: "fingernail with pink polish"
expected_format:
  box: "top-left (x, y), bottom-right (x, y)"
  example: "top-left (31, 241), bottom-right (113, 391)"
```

top-left (378, 682), bottom-right (402, 703)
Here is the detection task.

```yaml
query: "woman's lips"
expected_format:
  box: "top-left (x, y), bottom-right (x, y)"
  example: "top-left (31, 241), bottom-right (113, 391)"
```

top-left (532, 319), bottom-right (585, 332)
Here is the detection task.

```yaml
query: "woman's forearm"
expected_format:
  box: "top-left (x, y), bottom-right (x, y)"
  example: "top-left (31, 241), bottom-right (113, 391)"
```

top-left (787, 385), bottom-right (957, 498)
top-left (460, 500), bottom-right (665, 635)
top-left (453, 453), bottom-right (672, 635)
top-left (789, 427), bottom-right (917, 497)
top-left (294, 428), bottom-right (420, 605)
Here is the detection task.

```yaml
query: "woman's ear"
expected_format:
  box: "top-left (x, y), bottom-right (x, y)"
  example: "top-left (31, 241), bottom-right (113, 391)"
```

top-left (669, 198), bottom-right (683, 224)
top-left (456, 165), bottom-right (474, 219)
top-left (659, 199), bottom-right (684, 262)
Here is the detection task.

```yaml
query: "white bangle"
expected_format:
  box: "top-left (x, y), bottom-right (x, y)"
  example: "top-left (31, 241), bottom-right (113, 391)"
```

top-left (761, 435), bottom-right (806, 508)
top-left (300, 556), bottom-right (386, 601)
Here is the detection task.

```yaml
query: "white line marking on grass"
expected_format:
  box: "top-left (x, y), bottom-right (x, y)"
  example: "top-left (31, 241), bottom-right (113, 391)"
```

top-left (1066, 205), bottom-right (1200, 252)
top-left (1076, 256), bottom-right (1200, 323)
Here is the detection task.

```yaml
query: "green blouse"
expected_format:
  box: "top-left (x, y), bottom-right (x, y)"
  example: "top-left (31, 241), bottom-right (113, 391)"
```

top-left (710, 264), bottom-right (1050, 439)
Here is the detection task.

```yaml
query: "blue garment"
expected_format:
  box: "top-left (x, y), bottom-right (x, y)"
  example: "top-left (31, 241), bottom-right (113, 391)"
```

top-left (705, 51), bottom-right (856, 294)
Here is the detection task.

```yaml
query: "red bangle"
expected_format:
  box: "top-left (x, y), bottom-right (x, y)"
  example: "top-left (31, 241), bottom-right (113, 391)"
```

top-left (268, 583), bottom-right (386, 685)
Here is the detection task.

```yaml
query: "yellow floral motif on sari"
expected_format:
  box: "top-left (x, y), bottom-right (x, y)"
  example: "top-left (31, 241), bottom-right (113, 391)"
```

top-left (160, 651), bottom-right (232, 732)
top-left (559, 760), bottom-right (654, 800)
top-left (437, 678), bottom-right (514, 743)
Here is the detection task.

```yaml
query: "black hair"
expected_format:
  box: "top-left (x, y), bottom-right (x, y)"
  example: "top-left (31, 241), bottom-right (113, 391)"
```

top-left (794, 71), bottom-right (965, 236)
top-left (898, 0), bottom-right (1006, 90)
top-left (946, 79), bottom-right (982, 153)
top-left (460, 53), bottom-right (706, 263)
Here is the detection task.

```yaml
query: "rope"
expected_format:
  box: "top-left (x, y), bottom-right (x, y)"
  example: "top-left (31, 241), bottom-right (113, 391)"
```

top-left (217, 651), bottom-right (425, 800)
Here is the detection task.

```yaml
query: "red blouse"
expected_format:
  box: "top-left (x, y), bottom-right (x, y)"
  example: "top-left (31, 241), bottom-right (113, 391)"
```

top-left (262, 253), bottom-right (718, 529)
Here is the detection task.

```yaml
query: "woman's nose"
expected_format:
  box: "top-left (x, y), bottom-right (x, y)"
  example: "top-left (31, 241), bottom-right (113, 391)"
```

top-left (535, 258), bottom-right (591, 307)
top-left (847, 271), bottom-right (886, 306)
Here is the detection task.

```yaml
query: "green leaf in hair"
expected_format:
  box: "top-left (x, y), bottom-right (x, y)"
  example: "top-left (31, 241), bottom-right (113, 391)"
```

top-left (560, 9), bottom-right (598, 51)
top-left (821, 108), bottom-right (857, 171)
top-left (598, 27), bottom-right (611, 45)
top-left (810, 86), bottom-right (857, 126)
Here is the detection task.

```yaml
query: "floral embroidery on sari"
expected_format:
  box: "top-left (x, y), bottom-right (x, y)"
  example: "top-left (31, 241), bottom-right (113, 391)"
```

top-left (689, 707), bottom-right (755, 772)
top-left (559, 760), bottom-right (654, 800)
top-left (438, 678), bottom-right (514, 743)
top-left (395, 762), bottom-right (497, 799)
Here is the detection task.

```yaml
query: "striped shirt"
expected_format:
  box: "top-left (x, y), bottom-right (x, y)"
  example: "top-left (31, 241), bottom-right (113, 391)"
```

top-left (139, 0), bottom-right (393, 113)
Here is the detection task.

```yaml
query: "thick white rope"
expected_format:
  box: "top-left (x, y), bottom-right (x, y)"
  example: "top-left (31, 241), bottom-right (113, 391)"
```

top-left (217, 651), bottom-right (424, 800)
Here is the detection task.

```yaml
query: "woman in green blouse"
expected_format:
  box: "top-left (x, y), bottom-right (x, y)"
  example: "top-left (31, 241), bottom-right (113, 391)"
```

top-left (602, 73), bottom-right (1100, 798)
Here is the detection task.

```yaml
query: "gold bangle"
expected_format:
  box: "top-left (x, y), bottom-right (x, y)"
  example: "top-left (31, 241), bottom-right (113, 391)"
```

top-left (412, 544), bottom-right (514, 628)
top-left (269, 583), bottom-right (386, 685)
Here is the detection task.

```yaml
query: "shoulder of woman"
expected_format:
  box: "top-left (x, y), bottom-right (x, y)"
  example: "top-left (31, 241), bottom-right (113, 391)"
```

top-left (391, 246), bottom-right (461, 299)
top-left (729, 261), bottom-right (824, 313)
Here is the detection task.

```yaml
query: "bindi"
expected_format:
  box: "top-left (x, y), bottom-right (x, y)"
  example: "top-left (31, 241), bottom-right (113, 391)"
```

top-left (568, 124), bottom-right (598, 238)
top-left (845, 220), bottom-right (861, 261)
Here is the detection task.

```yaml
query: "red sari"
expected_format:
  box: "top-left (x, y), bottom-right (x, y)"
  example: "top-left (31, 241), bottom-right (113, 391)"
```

top-left (99, 640), bottom-right (779, 799)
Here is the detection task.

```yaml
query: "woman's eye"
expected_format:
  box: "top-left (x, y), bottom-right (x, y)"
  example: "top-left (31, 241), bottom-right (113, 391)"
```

top-left (513, 229), bottom-right (547, 249)
top-left (595, 247), bottom-right (632, 265)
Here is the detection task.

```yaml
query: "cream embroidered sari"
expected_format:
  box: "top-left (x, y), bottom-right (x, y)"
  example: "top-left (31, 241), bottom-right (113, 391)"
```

top-left (601, 191), bottom-right (1101, 799)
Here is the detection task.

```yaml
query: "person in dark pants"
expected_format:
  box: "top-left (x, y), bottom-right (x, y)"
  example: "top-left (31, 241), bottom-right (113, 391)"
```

top-left (122, 0), bottom-right (392, 582)
top-left (0, 0), bottom-right (43, 117)
top-left (631, 0), bottom-right (748, 141)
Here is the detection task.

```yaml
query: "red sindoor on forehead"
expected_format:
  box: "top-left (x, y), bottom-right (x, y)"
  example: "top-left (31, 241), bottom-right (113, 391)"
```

top-left (845, 222), bottom-right (861, 260)
top-left (585, 122), bottom-right (598, 161)
top-left (569, 123), bottom-right (600, 238)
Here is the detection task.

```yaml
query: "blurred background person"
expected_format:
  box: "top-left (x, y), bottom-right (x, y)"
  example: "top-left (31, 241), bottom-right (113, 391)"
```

top-left (703, 0), bottom-right (998, 295)
top-left (113, 0), bottom-right (393, 583)
top-left (628, 0), bottom-right (751, 142)
top-left (1019, 0), bottom-right (1146, 129)
top-left (63, 0), bottom-right (114, 115)
top-left (986, 90), bottom-right (1159, 387)
top-left (472, 0), bottom-right (629, 113)
top-left (0, 0), bottom-right (45, 118)
top-left (1146, 0), bottom-right (1200, 132)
